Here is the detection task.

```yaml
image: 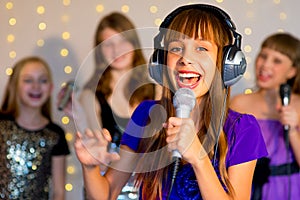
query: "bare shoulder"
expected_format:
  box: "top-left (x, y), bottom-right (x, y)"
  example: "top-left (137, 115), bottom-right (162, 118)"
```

top-left (80, 88), bottom-right (95, 97)
top-left (230, 93), bottom-right (257, 113)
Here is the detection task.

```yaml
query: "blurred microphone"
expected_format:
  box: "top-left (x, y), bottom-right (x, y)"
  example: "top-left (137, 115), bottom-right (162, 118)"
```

top-left (279, 83), bottom-right (291, 133)
top-left (58, 80), bottom-right (76, 111)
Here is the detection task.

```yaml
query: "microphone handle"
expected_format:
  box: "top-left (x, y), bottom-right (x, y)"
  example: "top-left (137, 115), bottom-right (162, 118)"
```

top-left (58, 82), bottom-right (74, 111)
top-left (172, 150), bottom-right (182, 159)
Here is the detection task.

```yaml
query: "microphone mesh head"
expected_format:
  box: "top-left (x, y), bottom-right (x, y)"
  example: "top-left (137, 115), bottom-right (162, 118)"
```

top-left (280, 83), bottom-right (291, 105)
top-left (173, 88), bottom-right (196, 111)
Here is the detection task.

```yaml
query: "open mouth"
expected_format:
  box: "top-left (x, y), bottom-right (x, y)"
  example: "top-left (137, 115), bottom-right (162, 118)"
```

top-left (29, 93), bottom-right (42, 99)
top-left (176, 71), bottom-right (201, 88)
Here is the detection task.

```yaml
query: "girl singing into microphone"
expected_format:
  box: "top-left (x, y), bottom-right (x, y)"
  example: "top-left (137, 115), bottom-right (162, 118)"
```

top-left (73, 4), bottom-right (267, 200)
top-left (231, 33), bottom-right (300, 200)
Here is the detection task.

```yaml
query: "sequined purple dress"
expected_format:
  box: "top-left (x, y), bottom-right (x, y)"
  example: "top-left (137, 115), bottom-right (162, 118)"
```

top-left (257, 119), bottom-right (300, 200)
top-left (0, 114), bottom-right (70, 199)
top-left (121, 100), bottom-right (268, 200)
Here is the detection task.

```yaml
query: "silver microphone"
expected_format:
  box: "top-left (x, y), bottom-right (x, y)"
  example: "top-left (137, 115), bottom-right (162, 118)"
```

top-left (172, 88), bottom-right (196, 158)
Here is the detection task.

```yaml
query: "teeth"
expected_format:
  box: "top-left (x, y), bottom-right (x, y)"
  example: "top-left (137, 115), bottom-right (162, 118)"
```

top-left (178, 73), bottom-right (200, 78)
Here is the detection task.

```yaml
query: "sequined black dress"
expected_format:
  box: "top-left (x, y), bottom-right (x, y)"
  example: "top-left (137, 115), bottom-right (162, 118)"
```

top-left (0, 114), bottom-right (70, 199)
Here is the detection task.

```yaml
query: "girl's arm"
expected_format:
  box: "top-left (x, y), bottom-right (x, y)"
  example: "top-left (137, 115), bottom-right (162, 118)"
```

top-left (51, 155), bottom-right (67, 200)
top-left (191, 156), bottom-right (256, 200)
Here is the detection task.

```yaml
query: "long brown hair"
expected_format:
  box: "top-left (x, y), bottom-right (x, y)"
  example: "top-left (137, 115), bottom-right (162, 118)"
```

top-left (1, 56), bottom-right (53, 120)
top-left (136, 9), bottom-right (235, 199)
top-left (260, 33), bottom-right (300, 94)
top-left (86, 12), bottom-right (155, 105)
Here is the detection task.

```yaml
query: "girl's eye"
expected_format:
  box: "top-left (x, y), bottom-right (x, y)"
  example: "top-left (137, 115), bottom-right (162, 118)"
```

top-left (169, 47), bottom-right (182, 53)
top-left (273, 58), bottom-right (282, 64)
top-left (39, 79), bottom-right (49, 84)
top-left (196, 46), bottom-right (207, 51)
top-left (24, 79), bottom-right (33, 83)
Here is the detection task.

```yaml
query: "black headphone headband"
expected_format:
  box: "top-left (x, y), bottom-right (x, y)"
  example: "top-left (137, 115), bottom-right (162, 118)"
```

top-left (160, 4), bottom-right (236, 32)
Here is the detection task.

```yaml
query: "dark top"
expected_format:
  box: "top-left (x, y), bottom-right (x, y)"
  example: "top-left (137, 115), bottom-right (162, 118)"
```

top-left (0, 113), bottom-right (70, 199)
top-left (96, 91), bottom-right (129, 146)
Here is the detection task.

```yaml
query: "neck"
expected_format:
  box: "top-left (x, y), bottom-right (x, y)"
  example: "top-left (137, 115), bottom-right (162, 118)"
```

top-left (258, 88), bottom-right (280, 104)
top-left (110, 68), bottom-right (132, 89)
top-left (16, 106), bottom-right (48, 129)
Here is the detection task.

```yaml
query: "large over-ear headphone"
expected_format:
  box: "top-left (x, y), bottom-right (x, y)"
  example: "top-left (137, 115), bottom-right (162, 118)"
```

top-left (148, 4), bottom-right (247, 88)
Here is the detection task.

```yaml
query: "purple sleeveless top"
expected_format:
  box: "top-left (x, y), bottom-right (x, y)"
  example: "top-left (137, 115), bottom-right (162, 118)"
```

top-left (121, 100), bottom-right (268, 199)
top-left (257, 119), bottom-right (300, 200)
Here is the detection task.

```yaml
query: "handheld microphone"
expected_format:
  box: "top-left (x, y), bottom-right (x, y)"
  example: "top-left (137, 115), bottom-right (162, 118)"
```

top-left (172, 88), bottom-right (196, 158)
top-left (167, 88), bottom-right (196, 199)
top-left (279, 83), bottom-right (291, 133)
top-left (58, 80), bottom-right (76, 111)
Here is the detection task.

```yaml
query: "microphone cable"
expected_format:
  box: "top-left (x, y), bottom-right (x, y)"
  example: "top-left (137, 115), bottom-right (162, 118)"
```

top-left (167, 157), bottom-right (180, 200)
top-left (213, 87), bottom-right (229, 166)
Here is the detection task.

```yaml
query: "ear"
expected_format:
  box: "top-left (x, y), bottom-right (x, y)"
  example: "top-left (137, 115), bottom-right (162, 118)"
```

top-left (287, 66), bottom-right (297, 79)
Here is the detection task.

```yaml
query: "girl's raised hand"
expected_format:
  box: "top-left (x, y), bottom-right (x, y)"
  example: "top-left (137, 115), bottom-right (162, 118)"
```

top-left (74, 128), bottom-right (120, 167)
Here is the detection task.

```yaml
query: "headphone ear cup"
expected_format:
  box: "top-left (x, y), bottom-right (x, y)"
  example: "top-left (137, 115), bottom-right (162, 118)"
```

top-left (222, 45), bottom-right (247, 87)
top-left (148, 48), bottom-right (165, 85)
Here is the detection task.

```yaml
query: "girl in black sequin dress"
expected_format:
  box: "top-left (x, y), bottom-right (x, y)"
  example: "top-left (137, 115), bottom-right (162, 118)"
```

top-left (0, 56), bottom-right (70, 199)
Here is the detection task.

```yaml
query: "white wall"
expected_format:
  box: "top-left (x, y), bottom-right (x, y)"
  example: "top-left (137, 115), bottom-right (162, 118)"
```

top-left (1, 0), bottom-right (300, 199)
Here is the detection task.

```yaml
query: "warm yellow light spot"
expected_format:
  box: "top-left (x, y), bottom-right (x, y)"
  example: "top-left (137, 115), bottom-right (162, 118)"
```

top-left (7, 34), bottom-right (15, 42)
top-left (96, 4), bottom-right (104, 13)
top-left (64, 65), bottom-right (72, 74)
top-left (65, 183), bottom-right (73, 191)
top-left (60, 48), bottom-right (69, 57)
top-left (279, 12), bottom-right (287, 20)
top-left (9, 51), bottom-right (16, 58)
top-left (32, 165), bottom-right (37, 170)
top-left (6, 68), bottom-right (13, 76)
top-left (37, 6), bottom-right (45, 14)
top-left (244, 28), bottom-right (252, 35)
top-left (216, 0), bottom-right (223, 3)
top-left (67, 165), bottom-right (75, 174)
top-left (154, 18), bottom-right (162, 26)
top-left (9, 18), bottom-right (16, 26)
top-left (277, 29), bottom-right (284, 32)
top-left (273, 0), bottom-right (280, 4)
top-left (61, 116), bottom-right (70, 124)
top-left (121, 5), bottom-right (129, 13)
top-left (65, 132), bottom-right (73, 142)
top-left (37, 39), bottom-right (44, 47)
top-left (62, 32), bottom-right (70, 40)
top-left (63, 0), bottom-right (71, 6)
top-left (244, 88), bottom-right (253, 94)
top-left (6, 2), bottom-right (13, 10)
top-left (244, 45), bottom-right (252, 53)
top-left (150, 6), bottom-right (158, 13)
top-left (38, 22), bottom-right (47, 30)
top-left (246, 0), bottom-right (254, 3)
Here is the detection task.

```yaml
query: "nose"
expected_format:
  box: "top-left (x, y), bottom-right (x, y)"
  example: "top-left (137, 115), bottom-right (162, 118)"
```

top-left (179, 54), bottom-right (193, 66)
top-left (260, 56), bottom-right (272, 69)
top-left (32, 80), bottom-right (41, 89)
